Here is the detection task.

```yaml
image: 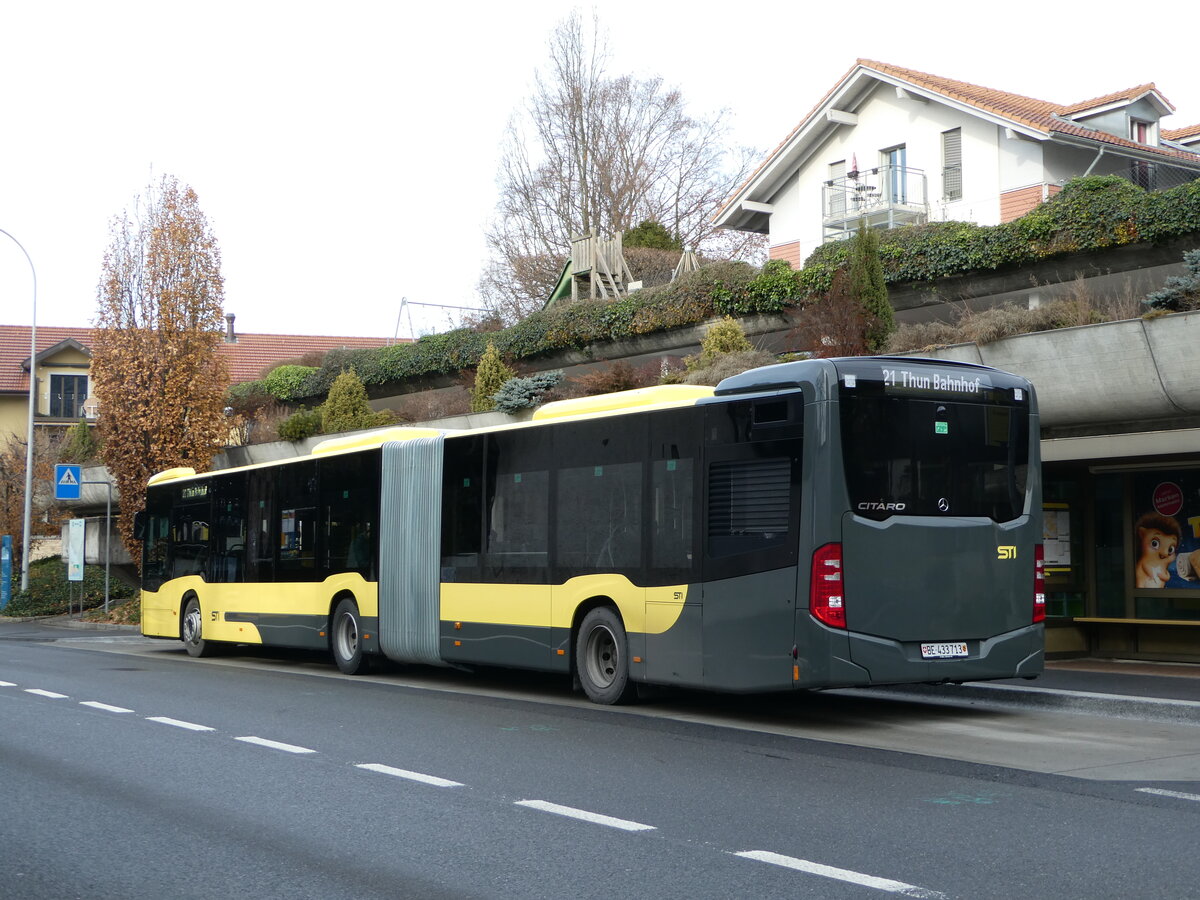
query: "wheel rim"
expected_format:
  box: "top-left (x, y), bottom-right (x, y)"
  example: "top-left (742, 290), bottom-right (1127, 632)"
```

top-left (183, 604), bottom-right (201, 645)
top-left (335, 611), bottom-right (358, 661)
top-left (584, 624), bottom-right (619, 689)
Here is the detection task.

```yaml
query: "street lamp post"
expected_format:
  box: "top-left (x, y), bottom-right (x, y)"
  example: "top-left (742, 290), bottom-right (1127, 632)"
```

top-left (0, 228), bottom-right (38, 592)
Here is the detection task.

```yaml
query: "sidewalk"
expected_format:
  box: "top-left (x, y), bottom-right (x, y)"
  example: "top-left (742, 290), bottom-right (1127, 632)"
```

top-left (870, 658), bottom-right (1200, 723)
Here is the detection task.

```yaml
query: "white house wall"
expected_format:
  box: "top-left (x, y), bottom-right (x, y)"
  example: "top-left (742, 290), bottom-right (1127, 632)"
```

top-left (997, 127), bottom-right (1045, 195)
top-left (766, 82), bottom-right (1042, 265)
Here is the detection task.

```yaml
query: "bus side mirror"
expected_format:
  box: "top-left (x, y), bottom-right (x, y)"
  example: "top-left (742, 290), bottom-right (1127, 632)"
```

top-left (133, 510), bottom-right (146, 540)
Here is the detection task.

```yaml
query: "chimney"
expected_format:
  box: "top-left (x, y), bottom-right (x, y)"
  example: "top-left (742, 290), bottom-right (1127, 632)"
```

top-left (224, 313), bottom-right (237, 343)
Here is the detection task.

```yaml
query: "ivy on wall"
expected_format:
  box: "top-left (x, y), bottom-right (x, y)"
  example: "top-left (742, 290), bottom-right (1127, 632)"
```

top-left (280, 175), bottom-right (1200, 402)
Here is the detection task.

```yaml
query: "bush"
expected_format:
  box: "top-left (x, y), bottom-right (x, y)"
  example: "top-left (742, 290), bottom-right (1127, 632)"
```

top-left (263, 364), bottom-right (319, 401)
top-left (321, 369), bottom-right (392, 434)
top-left (569, 360), bottom-right (662, 395)
top-left (3, 556), bottom-right (135, 618)
top-left (1145, 249), bottom-right (1200, 311)
top-left (59, 418), bottom-right (101, 463)
top-left (493, 371), bottom-right (563, 413)
top-left (471, 342), bottom-right (518, 412)
top-left (683, 349), bottom-right (777, 386)
top-left (277, 405), bottom-right (323, 441)
top-left (688, 316), bottom-right (753, 371)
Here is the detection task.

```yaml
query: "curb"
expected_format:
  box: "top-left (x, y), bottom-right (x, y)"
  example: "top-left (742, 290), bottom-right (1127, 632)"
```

top-left (857, 681), bottom-right (1200, 725)
top-left (0, 614), bottom-right (139, 632)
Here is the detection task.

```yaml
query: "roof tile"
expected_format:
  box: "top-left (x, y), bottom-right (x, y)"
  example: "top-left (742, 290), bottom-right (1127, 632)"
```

top-left (0, 324), bottom-right (397, 395)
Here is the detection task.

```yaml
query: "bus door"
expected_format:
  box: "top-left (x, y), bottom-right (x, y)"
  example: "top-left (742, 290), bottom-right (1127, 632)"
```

top-left (700, 396), bottom-right (803, 692)
top-left (838, 389), bottom-right (1035, 676)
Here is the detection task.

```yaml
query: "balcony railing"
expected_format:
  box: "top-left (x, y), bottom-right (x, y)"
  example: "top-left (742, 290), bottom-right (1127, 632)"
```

top-left (822, 165), bottom-right (928, 241)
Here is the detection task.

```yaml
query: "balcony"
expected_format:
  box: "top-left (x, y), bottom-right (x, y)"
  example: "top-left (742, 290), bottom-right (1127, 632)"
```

top-left (822, 165), bottom-right (928, 241)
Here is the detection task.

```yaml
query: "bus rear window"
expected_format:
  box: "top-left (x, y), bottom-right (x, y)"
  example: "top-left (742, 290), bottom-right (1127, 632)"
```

top-left (840, 395), bottom-right (1029, 522)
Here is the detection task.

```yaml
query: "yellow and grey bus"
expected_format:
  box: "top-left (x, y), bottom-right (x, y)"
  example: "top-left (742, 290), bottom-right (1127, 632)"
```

top-left (139, 356), bottom-right (1044, 704)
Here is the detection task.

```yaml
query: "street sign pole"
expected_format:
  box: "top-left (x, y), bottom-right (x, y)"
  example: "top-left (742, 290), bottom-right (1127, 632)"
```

top-left (1, 534), bottom-right (12, 611)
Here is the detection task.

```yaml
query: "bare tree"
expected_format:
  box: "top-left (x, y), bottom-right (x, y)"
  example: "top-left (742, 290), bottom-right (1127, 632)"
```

top-left (481, 11), bottom-right (762, 322)
top-left (90, 175), bottom-right (230, 565)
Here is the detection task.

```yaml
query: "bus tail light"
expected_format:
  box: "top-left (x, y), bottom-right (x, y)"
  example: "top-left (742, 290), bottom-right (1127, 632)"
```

top-left (810, 543), bottom-right (846, 629)
top-left (1033, 543), bottom-right (1046, 624)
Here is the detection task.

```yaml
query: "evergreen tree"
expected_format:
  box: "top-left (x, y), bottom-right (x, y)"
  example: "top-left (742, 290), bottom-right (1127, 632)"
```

top-left (623, 220), bottom-right (682, 251)
top-left (321, 369), bottom-right (387, 434)
top-left (471, 342), bottom-right (517, 412)
top-left (60, 419), bottom-right (100, 463)
top-left (847, 221), bottom-right (894, 352)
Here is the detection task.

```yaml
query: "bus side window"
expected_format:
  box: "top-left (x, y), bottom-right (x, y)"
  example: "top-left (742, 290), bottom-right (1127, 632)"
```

top-left (441, 436), bottom-right (484, 582)
top-left (320, 451), bottom-right (379, 580)
top-left (484, 432), bottom-right (550, 583)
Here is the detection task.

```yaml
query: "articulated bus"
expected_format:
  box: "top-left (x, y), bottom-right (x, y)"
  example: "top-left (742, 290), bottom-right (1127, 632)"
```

top-left (139, 356), bottom-right (1044, 704)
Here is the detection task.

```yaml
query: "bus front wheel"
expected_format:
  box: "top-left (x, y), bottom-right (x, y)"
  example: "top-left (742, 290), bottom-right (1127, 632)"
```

top-left (181, 597), bottom-right (217, 658)
top-left (332, 598), bottom-right (370, 675)
top-left (576, 607), bottom-right (636, 705)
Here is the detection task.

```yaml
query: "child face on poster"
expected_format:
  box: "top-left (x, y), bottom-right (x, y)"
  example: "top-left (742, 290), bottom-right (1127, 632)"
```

top-left (1135, 513), bottom-right (1180, 589)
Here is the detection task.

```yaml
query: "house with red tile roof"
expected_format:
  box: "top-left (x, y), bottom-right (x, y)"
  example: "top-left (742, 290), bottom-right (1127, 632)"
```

top-left (0, 317), bottom-right (398, 445)
top-left (714, 60), bottom-right (1200, 268)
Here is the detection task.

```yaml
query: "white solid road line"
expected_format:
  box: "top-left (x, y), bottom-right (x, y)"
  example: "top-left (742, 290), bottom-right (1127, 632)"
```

top-left (24, 689), bottom-right (68, 699)
top-left (355, 763), bottom-right (464, 787)
top-left (235, 736), bottom-right (316, 754)
top-left (147, 716), bottom-right (215, 732)
top-left (1137, 787), bottom-right (1200, 802)
top-left (735, 850), bottom-right (947, 899)
top-left (515, 799), bottom-right (656, 832)
top-left (81, 701), bottom-right (134, 713)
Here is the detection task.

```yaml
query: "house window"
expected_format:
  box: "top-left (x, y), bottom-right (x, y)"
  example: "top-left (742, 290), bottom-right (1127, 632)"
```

top-left (942, 128), bottom-right (962, 201)
top-left (49, 374), bottom-right (88, 418)
top-left (1129, 120), bottom-right (1154, 189)
top-left (882, 145), bottom-right (907, 203)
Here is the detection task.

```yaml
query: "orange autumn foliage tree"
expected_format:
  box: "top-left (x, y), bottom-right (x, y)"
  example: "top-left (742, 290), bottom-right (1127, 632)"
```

top-left (91, 176), bottom-right (230, 568)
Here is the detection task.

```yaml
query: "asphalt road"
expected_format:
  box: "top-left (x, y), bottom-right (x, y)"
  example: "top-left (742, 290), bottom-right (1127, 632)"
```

top-left (2, 620), bottom-right (1199, 899)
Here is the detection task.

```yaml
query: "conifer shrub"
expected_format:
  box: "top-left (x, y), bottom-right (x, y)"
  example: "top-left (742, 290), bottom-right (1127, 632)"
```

top-left (492, 371), bottom-right (563, 413)
top-left (470, 342), bottom-right (517, 412)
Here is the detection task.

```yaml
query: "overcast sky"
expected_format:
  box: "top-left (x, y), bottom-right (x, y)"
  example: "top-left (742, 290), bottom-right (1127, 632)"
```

top-left (2, 0), bottom-right (1198, 339)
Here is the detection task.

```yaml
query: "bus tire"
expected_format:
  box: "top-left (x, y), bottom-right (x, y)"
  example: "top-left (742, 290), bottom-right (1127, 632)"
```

top-left (332, 598), bottom-right (370, 675)
top-left (181, 597), bottom-right (217, 658)
top-left (576, 607), bottom-right (636, 705)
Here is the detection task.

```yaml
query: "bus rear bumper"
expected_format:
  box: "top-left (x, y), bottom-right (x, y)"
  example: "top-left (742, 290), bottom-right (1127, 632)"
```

top-left (841, 624), bottom-right (1044, 685)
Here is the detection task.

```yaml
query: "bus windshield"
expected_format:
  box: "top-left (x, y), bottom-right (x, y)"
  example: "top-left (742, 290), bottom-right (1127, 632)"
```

top-left (839, 366), bottom-right (1030, 522)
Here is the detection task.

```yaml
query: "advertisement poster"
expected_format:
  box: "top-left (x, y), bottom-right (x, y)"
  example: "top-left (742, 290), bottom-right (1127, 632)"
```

top-left (1043, 502), bottom-right (1071, 574)
top-left (1132, 472), bottom-right (1200, 589)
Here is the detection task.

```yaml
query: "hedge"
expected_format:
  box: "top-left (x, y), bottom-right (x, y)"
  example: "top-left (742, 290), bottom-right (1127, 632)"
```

top-left (291, 175), bottom-right (1200, 401)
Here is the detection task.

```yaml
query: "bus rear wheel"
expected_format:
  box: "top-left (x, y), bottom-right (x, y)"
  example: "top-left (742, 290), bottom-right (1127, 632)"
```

top-left (576, 607), bottom-right (636, 705)
top-left (181, 597), bottom-right (217, 658)
top-left (332, 598), bottom-right (370, 675)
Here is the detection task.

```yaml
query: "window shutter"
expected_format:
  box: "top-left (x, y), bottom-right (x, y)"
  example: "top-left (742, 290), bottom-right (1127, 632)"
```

top-left (942, 129), bottom-right (962, 201)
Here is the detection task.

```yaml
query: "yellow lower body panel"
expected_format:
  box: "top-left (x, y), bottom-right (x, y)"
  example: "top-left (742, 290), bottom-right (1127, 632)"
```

top-left (141, 574), bottom-right (378, 644)
top-left (439, 575), bottom-right (688, 634)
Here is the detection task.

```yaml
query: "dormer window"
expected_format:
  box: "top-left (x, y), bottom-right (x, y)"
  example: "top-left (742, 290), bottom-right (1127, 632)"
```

top-left (1130, 119), bottom-right (1154, 145)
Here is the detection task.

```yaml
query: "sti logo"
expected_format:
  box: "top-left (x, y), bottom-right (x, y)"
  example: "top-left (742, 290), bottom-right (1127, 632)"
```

top-left (996, 546), bottom-right (1017, 560)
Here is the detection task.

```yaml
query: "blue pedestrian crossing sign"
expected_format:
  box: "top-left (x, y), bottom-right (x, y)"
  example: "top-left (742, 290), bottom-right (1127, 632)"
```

top-left (54, 464), bottom-right (82, 500)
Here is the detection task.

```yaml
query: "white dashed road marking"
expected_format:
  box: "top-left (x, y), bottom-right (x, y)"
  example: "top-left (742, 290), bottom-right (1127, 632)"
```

top-left (147, 716), bottom-right (215, 732)
top-left (1137, 787), bottom-right (1200, 803)
top-left (355, 763), bottom-right (463, 787)
top-left (24, 689), bottom-right (68, 699)
top-left (735, 850), bottom-right (947, 898)
top-left (0, 681), bottom-right (16, 687)
top-left (515, 799), bottom-right (656, 832)
top-left (81, 701), bottom-right (134, 713)
top-left (236, 736), bottom-right (316, 754)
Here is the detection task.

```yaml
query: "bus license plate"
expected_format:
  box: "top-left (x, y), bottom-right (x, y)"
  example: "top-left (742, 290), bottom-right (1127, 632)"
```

top-left (921, 642), bottom-right (968, 659)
